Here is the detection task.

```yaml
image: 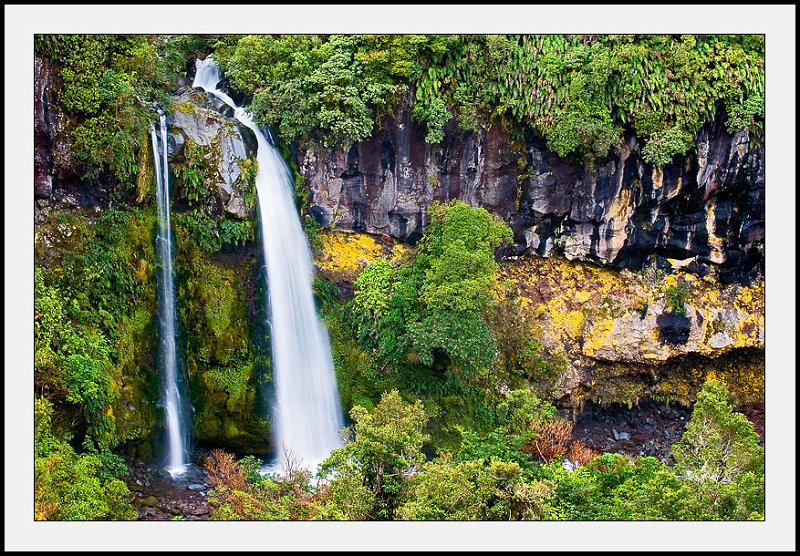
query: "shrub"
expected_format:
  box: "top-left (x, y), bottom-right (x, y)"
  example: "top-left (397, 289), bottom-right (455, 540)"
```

top-left (522, 418), bottom-right (573, 464)
top-left (664, 278), bottom-right (692, 316)
top-left (566, 441), bottom-right (600, 467)
top-left (319, 390), bottom-right (428, 519)
top-left (673, 378), bottom-right (764, 484)
top-left (34, 398), bottom-right (135, 521)
top-left (205, 448), bottom-right (248, 492)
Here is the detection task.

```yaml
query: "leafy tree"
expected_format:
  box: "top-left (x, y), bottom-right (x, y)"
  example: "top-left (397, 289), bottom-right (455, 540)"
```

top-left (319, 390), bottom-right (428, 519)
top-left (36, 35), bottom-right (165, 193)
top-left (397, 456), bottom-right (555, 520)
top-left (217, 34), bottom-right (453, 148)
top-left (34, 398), bottom-right (136, 521)
top-left (419, 201), bottom-right (513, 314)
top-left (348, 201), bottom-right (512, 430)
top-left (545, 454), bottom-right (654, 520)
top-left (673, 379), bottom-right (764, 485)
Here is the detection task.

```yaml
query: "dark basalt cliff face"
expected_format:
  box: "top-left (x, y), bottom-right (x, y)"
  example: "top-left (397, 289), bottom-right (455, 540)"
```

top-left (299, 92), bottom-right (764, 284)
top-left (34, 56), bottom-right (84, 205)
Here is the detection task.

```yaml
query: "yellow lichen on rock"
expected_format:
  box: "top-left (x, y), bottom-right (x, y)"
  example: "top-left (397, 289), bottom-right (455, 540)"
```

top-left (582, 319), bottom-right (614, 357)
top-left (495, 253), bottom-right (764, 404)
top-left (314, 230), bottom-right (412, 282)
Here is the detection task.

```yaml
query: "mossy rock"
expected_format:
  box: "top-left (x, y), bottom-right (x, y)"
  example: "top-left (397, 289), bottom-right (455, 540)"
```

top-left (175, 227), bottom-right (271, 455)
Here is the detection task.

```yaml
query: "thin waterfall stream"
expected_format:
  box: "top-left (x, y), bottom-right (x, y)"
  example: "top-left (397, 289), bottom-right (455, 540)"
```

top-left (152, 113), bottom-right (190, 477)
top-left (192, 58), bottom-right (344, 471)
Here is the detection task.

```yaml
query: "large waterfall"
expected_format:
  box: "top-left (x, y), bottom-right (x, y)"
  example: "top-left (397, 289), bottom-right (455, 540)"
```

top-left (152, 114), bottom-right (190, 476)
top-left (193, 58), bottom-right (343, 471)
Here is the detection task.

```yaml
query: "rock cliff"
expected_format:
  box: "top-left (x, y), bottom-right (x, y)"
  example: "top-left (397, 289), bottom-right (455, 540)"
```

top-left (300, 91), bottom-right (764, 284)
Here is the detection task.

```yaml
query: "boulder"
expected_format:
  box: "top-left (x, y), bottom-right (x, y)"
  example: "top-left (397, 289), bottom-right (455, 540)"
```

top-left (165, 89), bottom-right (257, 219)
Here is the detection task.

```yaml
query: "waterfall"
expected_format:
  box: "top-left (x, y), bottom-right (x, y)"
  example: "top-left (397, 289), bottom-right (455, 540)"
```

top-left (193, 58), bottom-right (344, 471)
top-left (152, 114), bottom-right (190, 477)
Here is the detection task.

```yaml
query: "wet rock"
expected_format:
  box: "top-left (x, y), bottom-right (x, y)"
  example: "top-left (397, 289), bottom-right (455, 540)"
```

top-left (141, 496), bottom-right (159, 506)
top-left (167, 132), bottom-right (185, 160)
top-left (612, 429), bottom-right (631, 442)
top-left (300, 91), bottom-right (763, 282)
top-left (187, 483), bottom-right (206, 491)
top-left (656, 312), bottom-right (692, 345)
top-left (165, 88), bottom-right (256, 219)
top-left (34, 56), bottom-right (56, 199)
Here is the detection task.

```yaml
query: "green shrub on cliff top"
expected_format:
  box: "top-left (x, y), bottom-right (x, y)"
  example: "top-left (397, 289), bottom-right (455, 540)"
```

top-left (36, 35), bottom-right (163, 193)
top-left (215, 34), bottom-right (451, 148)
top-left (415, 34), bottom-right (763, 163)
top-left (214, 34), bottom-right (763, 163)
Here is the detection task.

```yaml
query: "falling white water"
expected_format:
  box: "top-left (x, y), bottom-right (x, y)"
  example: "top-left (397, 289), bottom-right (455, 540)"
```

top-left (152, 114), bottom-right (189, 477)
top-left (193, 58), bottom-right (344, 471)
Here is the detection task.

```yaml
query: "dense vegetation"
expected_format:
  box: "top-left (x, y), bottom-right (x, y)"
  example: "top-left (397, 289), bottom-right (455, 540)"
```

top-left (324, 201), bottom-right (574, 450)
top-left (33, 34), bottom-right (765, 521)
top-left (202, 379), bottom-right (763, 521)
top-left (35, 209), bottom-right (159, 518)
top-left (215, 34), bottom-right (764, 164)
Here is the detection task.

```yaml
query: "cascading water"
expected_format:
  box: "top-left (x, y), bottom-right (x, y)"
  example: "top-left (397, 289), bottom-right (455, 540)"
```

top-left (193, 58), bottom-right (344, 471)
top-left (152, 113), bottom-right (190, 477)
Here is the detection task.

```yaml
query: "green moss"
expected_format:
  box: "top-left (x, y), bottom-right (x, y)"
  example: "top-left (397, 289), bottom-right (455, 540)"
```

top-left (135, 138), bottom-right (155, 204)
top-left (110, 307), bottom-right (157, 446)
top-left (175, 225), bottom-right (270, 454)
top-left (169, 100), bottom-right (199, 115)
top-left (35, 208), bottom-right (159, 452)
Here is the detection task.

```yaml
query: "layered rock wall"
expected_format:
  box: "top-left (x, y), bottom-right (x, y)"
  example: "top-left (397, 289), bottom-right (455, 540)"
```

top-left (300, 91), bottom-right (764, 283)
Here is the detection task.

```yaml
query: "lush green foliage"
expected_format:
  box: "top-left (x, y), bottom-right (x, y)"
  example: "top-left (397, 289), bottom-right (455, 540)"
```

top-left (664, 278), bottom-right (693, 316)
top-left (35, 398), bottom-right (136, 520)
top-left (205, 379), bottom-right (762, 521)
top-left (174, 140), bottom-right (216, 204)
top-left (36, 35), bottom-right (163, 194)
top-left (170, 135), bottom-right (257, 254)
top-left (345, 201), bottom-right (512, 438)
top-left (397, 457), bottom-right (553, 520)
top-left (414, 35), bottom-right (764, 164)
top-left (35, 209), bottom-right (158, 450)
top-left (673, 379), bottom-right (764, 485)
top-left (320, 390), bottom-right (428, 519)
top-left (173, 221), bottom-right (269, 452)
top-left (173, 210), bottom-right (254, 254)
top-left (214, 34), bottom-right (449, 148)
top-left (213, 34), bottom-right (763, 163)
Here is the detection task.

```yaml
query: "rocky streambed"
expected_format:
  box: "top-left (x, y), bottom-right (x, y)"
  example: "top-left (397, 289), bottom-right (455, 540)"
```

top-left (124, 463), bottom-right (211, 521)
top-left (567, 399), bottom-right (765, 465)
